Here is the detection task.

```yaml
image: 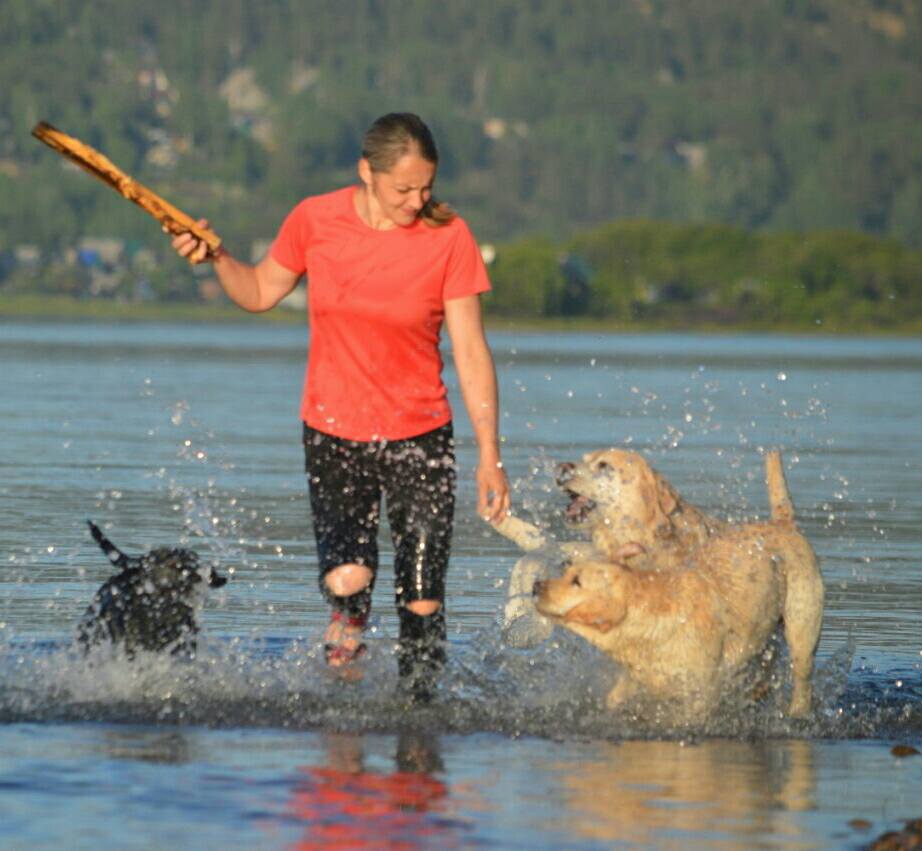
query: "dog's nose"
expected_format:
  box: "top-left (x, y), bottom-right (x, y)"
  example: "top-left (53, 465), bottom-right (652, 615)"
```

top-left (555, 462), bottom-right (575, 486)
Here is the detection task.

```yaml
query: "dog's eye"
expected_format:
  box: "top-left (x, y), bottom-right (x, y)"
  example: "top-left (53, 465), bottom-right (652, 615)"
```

top-left (571, 574), bottom-right (582, 588)
top-left (596, 461), bottom-right (611, 472)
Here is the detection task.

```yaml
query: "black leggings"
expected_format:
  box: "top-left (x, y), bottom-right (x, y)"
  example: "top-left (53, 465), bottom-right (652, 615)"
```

top-left (303, 421), bottom-right (456, 620)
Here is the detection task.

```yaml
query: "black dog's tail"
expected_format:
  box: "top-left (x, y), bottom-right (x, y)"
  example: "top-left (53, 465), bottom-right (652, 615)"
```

top-left (87, 520), bottom-right (135, 569)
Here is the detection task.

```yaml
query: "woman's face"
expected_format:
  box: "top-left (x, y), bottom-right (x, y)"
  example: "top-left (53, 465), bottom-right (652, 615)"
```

top-left (360, 151), bottom-right (436, 228)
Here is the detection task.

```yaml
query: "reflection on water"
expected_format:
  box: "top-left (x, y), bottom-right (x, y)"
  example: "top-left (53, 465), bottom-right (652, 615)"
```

top-left (548, 739), bottom-right (815, 849)
top-left (100, 727), bottom-right (191, 764)
top-left (284, 731), bottom-right (468, 850)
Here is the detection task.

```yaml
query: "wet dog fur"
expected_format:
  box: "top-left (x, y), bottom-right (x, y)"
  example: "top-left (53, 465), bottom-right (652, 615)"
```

top-left (77, 520), bottom-right (227, 657)
top-left (492, 514), bottom-right (622, 647)
top-left (553, 447), bottom-right (728, 570)
top-left (493, 448), bottom-right (797, 638)
top-left (531, 451), bottom-right (824, 720)
top-left (493, 448), bottom-right (729, 643)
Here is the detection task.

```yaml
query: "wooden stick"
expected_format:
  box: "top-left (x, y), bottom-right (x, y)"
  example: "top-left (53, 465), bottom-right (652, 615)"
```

top-left (32, 121), bottom-right (221, 255)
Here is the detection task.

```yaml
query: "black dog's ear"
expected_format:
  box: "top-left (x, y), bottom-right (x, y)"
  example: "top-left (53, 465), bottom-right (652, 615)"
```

top-left (209, 572), bottom-right (228, 588)
top-left (87, 519), bottom-right (135, 569)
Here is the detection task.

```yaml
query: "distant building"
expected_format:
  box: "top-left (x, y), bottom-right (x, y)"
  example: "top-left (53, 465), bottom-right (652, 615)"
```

top-left (673, 141), bottom-right (708, 174)
top-left (219, 67), bottom-right (274, 147)
top-left (13, 244), bottom-right (41, 269)
top-left (483, 118), bottom-right (507, 140)
top-left (75, 237), bottom-right (124, 267)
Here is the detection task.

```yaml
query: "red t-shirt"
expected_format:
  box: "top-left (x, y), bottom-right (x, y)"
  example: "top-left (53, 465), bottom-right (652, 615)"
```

top-left (271, 186), bottom-right (491, 440)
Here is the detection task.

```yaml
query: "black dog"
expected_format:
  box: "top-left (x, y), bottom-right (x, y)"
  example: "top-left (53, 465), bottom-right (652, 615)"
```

top-left (77, 520), bottom-right (227, 656)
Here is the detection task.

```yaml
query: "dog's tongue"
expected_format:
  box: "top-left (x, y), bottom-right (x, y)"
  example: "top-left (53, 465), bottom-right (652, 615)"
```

top-left (565, 494), bottom-right (595, 520)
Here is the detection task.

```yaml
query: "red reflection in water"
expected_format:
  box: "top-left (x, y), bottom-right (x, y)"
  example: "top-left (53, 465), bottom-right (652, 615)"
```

top-left (287, 732), bottom-right (463, 850)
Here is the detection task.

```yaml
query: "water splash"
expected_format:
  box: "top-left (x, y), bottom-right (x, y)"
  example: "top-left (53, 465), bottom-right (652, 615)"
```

top-left (0, 631), bottom-right (918, 742)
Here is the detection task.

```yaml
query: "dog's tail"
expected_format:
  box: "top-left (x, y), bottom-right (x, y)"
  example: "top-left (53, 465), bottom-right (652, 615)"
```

top-left (87, 520), bottom-right (134, 569)
top-left (765, 451), bottom-right (795, 523)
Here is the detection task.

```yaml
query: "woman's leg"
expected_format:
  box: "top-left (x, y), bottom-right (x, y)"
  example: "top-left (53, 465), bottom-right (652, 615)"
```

top-left (304, 424), bottom-right (381, 665)
top-left (384, 424), bottom-right (455, 698)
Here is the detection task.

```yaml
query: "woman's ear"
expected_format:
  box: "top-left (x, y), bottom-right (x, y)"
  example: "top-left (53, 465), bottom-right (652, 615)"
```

top-left (357, 157), bottom-right (373, 187)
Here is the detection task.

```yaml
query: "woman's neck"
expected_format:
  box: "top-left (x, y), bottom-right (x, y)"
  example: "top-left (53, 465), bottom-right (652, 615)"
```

top-left (354, 185), bottom-right (397, 231)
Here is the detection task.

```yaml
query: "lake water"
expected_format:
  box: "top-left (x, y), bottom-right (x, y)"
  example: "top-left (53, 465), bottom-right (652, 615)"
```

top-left (1, 320), bottom-right (920, 848)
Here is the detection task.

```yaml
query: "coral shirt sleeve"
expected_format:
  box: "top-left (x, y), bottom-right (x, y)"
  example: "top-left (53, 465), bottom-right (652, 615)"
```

top-left (270, 199), bottom-right (313, 275)
top-left (443, 220), bottom-right (492, 300)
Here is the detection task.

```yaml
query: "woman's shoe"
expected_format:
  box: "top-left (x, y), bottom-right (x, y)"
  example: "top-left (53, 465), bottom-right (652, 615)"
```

top-left (324, 609), bottom-right (368, 670)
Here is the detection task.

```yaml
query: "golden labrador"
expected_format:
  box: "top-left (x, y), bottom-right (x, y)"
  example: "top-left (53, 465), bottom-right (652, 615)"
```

top-left (492, 513), bottom-right (627, 647)
top-left (494, 448), bottom-right (786, 641)
top-left (554, 448), bottom-right (727, 569)
top-left (492, 448), bottom-right (724, 643)
top-left (533, 451), bottom-right (824, 720)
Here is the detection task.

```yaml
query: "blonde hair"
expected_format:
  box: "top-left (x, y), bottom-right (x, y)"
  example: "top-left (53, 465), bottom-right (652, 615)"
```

top-left (361, 113), bottom-right (454, 227)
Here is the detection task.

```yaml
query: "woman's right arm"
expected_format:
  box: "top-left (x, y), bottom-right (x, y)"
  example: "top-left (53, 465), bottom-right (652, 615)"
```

top-left (171, 220), bottom-right (300, 313)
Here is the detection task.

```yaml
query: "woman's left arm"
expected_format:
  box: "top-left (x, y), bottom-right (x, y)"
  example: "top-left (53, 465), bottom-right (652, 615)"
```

top-left (444, 294), bottom-right (510, 522)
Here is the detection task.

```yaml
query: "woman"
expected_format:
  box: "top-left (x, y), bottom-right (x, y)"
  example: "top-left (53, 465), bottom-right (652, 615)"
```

top-left (172, 113), bottom-right (509, 697)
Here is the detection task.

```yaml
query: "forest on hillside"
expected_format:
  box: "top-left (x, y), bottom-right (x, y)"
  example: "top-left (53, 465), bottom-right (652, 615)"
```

top-left (2, 0), bottom-right (920, 257)
top-left (486, 221), bottom-right (921, 328)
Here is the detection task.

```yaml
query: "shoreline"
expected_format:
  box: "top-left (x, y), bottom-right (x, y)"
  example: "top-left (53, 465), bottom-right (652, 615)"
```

top-left (1, 293), bottom-right (920, 336)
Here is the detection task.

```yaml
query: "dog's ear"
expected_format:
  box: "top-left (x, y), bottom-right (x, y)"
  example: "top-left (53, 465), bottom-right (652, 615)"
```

top-left (644, 470), bottom-right (679, 539)
top-left (613, 541), bottom-right (645, 561)
top-left (656, 476), bottom-right (679, 516)
top-left (564, 597), bottom-right (625, 633)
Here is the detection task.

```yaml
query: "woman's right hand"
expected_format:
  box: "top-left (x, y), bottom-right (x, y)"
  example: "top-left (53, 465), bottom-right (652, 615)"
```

top-left (169, 219), bottom-right (213, 265)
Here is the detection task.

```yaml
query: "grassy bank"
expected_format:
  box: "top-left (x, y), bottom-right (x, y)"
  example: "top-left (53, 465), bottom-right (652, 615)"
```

top-left (2, 293), bottom-right (921, 335)
top-left (0, 294), bottom-right (301, 324)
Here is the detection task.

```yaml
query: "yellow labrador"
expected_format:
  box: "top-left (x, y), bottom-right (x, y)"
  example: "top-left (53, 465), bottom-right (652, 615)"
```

top-left (492, 513), bottom-right (627, 647)
top-left (554, 448), bottom-right (727, 569)
top-left (492, 448), bottom-right (723, 643)
top-left (494, 448), bottom-right (777, 642)
top-left (533, 452), bottom-right (824, 720)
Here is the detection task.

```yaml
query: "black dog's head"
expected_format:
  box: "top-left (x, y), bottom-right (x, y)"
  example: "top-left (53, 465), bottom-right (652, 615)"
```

top-left (78, 520), bottom-right (228, 656)
top-left (138, 546), bottom-right (228, 594)
top-left (89, 520), bottom-right (227, 591)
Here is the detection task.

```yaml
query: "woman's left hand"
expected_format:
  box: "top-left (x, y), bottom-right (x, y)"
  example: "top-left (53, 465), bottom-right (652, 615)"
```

top-left (477, 458), bottom-right (510, 523)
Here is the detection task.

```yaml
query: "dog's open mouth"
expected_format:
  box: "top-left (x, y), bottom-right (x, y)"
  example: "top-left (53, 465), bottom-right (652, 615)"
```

top-left (564, 490), bottom-right (596, 524)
